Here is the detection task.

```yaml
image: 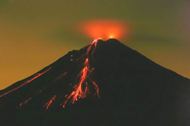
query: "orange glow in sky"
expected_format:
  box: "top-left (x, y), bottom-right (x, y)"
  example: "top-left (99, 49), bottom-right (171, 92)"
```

top-left (79, 20), bottom-right (128, 40)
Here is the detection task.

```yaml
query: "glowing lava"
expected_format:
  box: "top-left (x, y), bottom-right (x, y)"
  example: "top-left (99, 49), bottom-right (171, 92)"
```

top-left (0, 39), bottom-right (101, 110)
top-left (62, 39), bottom-right (100, 108)
top-left (44, 95), bottom-right (57, 110)
top-left (0, 67), bottom-right (51, 98)
top-left (80, 20), bottom-right (128, 40)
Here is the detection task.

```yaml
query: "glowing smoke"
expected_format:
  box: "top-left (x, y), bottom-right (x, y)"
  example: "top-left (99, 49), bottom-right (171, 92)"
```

top-left (79, 20), bottom-right (128, 40)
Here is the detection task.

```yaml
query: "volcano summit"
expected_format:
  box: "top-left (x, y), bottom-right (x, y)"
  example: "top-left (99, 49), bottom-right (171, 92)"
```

top-left (0, 39), bottom-right (190, 126)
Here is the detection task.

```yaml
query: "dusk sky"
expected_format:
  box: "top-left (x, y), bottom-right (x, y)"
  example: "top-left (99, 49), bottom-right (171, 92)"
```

top-left (0, 0), bottom-right (190, 89)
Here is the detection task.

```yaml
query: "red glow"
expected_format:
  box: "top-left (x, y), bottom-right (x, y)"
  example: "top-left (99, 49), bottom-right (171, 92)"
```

top-left (0, 67), bottom-right (51, 98)
top-left (44, 95), bottom-right (57, 110)
top-left (1, 40), bottom-right (101, 109)
top-left (62, 40), bottom-right (100, 108)
top-left (80, 20), bottom-right (128, 40)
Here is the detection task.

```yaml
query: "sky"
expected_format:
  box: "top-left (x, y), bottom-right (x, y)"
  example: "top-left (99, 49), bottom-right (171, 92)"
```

top-left (0, 0), bottom-right (190, 89)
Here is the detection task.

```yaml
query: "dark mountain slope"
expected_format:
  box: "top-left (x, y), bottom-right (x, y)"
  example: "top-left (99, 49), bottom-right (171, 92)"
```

top-left (0, 39), bottom-right (189, 126)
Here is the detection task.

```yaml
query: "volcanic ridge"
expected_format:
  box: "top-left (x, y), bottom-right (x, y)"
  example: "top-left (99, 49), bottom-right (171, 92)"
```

top-left (0, 39), bottom-right (190, 126)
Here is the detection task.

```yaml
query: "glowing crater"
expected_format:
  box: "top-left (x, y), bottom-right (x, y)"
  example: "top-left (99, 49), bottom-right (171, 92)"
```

top-left (79, 20), bottom-right (128, 40)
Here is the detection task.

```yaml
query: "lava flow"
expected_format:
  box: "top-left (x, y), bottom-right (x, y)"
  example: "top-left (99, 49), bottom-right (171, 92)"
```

top-left (44, 95), bottom-right (57, 110)
top-left (0, 67), bottom-right (51, 98)
top-left (62, 40), bottom-right (100, 108)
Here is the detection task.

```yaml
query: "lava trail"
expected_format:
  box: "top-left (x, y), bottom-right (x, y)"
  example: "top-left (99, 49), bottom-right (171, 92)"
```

top-left (44, 95), bottom-right (57, 110)
top-left (62, 40), bottom-right (100, 108)
top-left (0, 67), bottom-right (51, 98)
top-left (0, 40), bottom-right (100, 110)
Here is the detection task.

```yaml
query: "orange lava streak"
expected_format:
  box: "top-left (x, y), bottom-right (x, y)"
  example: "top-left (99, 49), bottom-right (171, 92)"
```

top-left (44, 95), bottom-right (57, 110)
top-left (62, 40), bottom-right (100, 108)
top-left (62, 59), bottom-right (90, 108)
top-left (70, 58), bottom-right (89, 101)
top-left (0, 67), bottom-right (51, 98)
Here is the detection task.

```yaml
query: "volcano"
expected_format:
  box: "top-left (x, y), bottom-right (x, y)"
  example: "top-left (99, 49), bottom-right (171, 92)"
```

top-left (0, 39), bottom-right (190, 126)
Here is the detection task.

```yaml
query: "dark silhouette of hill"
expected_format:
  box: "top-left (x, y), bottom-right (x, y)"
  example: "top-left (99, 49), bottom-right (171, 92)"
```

top-left (0, 39), bottom-right (189, 126)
